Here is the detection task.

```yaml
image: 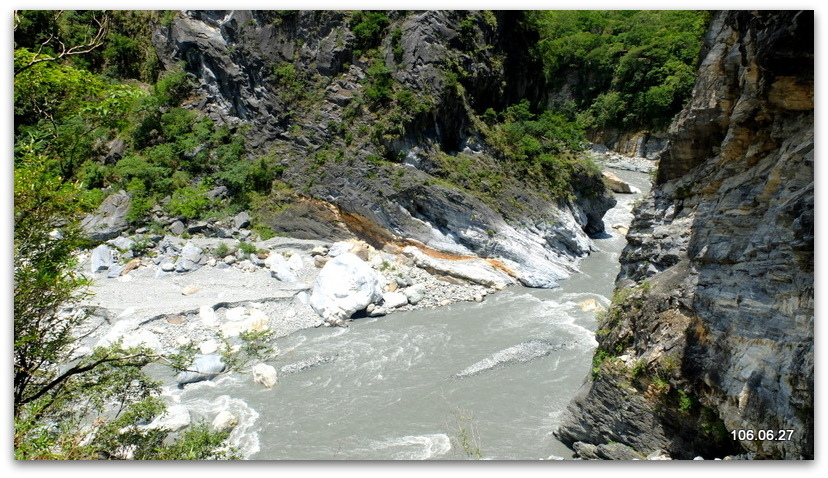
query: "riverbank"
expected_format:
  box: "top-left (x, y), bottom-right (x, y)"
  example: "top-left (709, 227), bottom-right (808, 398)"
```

top-left (64, 151), bottom-right (655, 460)
top-left (71, 149), bottom-right (649, 358)
top-left (73, 234), bottom-right (512, 358)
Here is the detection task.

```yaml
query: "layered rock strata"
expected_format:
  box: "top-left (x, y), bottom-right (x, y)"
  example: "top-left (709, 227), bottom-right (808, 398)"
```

top-left (556, 10), bottom-right (813, 460)
top-left (152, 10), bottom-right (615, 288)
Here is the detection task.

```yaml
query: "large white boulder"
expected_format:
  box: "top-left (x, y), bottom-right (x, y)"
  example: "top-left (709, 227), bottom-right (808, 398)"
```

top-left (309, 252), bottom-right (383, 322)
top-left (252, 363), bottom-right (278, 388)
top-left (602, 170), bottom-right (641, 194)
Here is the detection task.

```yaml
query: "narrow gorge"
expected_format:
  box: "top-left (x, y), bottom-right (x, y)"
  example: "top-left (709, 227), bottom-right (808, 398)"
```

top-left (13, 10), bottom-right (813, 461)
top-left (556, 10), bottom-right (814, 460)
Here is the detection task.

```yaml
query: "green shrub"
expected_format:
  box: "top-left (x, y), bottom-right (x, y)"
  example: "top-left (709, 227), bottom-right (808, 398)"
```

top-left (350, 11), bottom-right (390, 54)
top-left (238, 241), bottom-right (257, 255)
top-left (592, 349), bottom-right (612, 378)
top-left (630, 359), bottom-right (647, 379)
top-left (152, 64), bottom-right (192, 107)
top-left (364, 57), bottom-right (394, 105)
top-left (165, 183), bottom-right (212, 220)
top-left (677, 389), bottom-right (696, 413)
top-left (214, 242), bottom-right (230, 257)
top-left (391, 27), bottom-right (404, 63)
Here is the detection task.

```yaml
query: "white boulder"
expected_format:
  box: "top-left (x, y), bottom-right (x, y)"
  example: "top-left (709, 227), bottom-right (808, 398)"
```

top-left (252, 363), bottom-right (278, 388)
top-left (382, 291), bottom-right (409, 309)
top-left (176, 354), bottom-right (226, 385)
top-left (309, 252), bottom-right (383, 322)
top-left (327, 241), bottom-right (354, 257)
top-left (90, 244), bottom-right (114, 273)
top-left (266, 253), bottom-right (298, 282)
top-left (287, 253), bottom-right (303, 271)
top-left (146, 404), bottom-right (191, 432)
top-left (199, 305), bottom-right (217, 327)
top-left (212, 410), bottom-right (239, 433)
top-left (402, 283), bottom-right (427, 305)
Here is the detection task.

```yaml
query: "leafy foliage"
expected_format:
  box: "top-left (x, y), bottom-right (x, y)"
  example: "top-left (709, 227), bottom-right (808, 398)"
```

top-left (350, 11), bottom-right (390, 55)
top-left (12, 12), bottom-right (266, 459)
top-left (14, 159), bottom-right (95, 412)
top-left (364, 57), bottom-right (394, 105)
top-left (478, 100), bottom-right (602, 200)
top-left (14, 10), bottom-right (162, 82)
top-left (165, 182), bottom-right (215, 219)
top-left (527, 10), bottom-right (709, 130)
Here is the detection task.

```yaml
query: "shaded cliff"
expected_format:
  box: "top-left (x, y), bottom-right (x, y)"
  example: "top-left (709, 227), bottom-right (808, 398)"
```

top-left (151, 10), bottom-right (615, 288)
top-left (556, 10), bottom-right (813, 459)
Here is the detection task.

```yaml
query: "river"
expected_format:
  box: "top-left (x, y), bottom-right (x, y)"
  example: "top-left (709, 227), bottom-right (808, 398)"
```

top-left (158, 167), bottom-right (651, 460)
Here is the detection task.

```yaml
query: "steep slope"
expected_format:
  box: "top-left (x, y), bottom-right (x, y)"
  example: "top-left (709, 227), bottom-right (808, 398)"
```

top-left (556, 11), bottom-right (813, 459)
top-left (151, 10), bottom-right (615, 288)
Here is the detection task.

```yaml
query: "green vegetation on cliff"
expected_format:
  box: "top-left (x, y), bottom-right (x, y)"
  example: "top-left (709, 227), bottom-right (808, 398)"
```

top-left (13, 12), bottom-right (272, 458)
top-left (13, 10), bottom-right (710, 458)
top-left (528, 10), bottom-right (709, 130)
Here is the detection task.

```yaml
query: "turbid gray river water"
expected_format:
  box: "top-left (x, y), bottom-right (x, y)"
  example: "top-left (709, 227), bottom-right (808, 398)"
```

top-left (155, 168), bottom-right (651, 460)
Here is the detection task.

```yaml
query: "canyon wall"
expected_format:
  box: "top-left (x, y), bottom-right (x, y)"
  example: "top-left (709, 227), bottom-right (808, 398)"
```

top-left (152, 11), bottom-right (615, 288)
top-left (556, 10), bottom-right (813, 459)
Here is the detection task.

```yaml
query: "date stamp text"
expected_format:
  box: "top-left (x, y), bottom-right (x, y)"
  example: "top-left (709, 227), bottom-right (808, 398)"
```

top-left (731, 429), bottom-right (794, 441)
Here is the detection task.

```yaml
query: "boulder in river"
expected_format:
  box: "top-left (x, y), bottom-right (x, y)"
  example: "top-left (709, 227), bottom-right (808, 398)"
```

top-left (176, 354), bottom-right (226, 385)
top-left (212, 410), bottom-right (239, 433)
top-left (602, 171), bottom-right (640, 194)
top-left (252, 363), bottom-right (278, 388)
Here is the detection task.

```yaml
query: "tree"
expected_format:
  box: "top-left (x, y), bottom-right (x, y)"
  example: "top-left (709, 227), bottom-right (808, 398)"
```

top-left (12, 154), bottom-right (238, 460)
top-left (13, 10), bottom-right (109, 76)
top-left (12, 11), bottom-right (250, 459)
top-left (527, 10), bottom-right (710, 130)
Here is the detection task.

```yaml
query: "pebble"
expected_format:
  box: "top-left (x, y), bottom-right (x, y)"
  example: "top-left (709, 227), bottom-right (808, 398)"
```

top-left (181, 284), bottom-right (200, 295)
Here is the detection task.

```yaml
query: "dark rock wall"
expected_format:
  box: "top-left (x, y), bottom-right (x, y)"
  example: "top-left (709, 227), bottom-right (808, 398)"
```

top-left (153, 10), bottom-right (545, 153)
top-left (556, 10), bottom-right (813, 459)
top-left (151, 10), bottom-right (615, 288)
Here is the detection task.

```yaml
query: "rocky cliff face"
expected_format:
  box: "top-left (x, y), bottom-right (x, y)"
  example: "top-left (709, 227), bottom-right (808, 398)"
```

top-left (556, 10), bottom-right (813, 459)
top-left (151, 10), bottom-right (615, 288)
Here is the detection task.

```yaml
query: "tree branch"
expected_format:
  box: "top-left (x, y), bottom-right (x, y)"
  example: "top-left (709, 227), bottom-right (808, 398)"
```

top-left (16, 352), bottom-right (152, 410)
top-left (14, 12), bottom-right (110, 76)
